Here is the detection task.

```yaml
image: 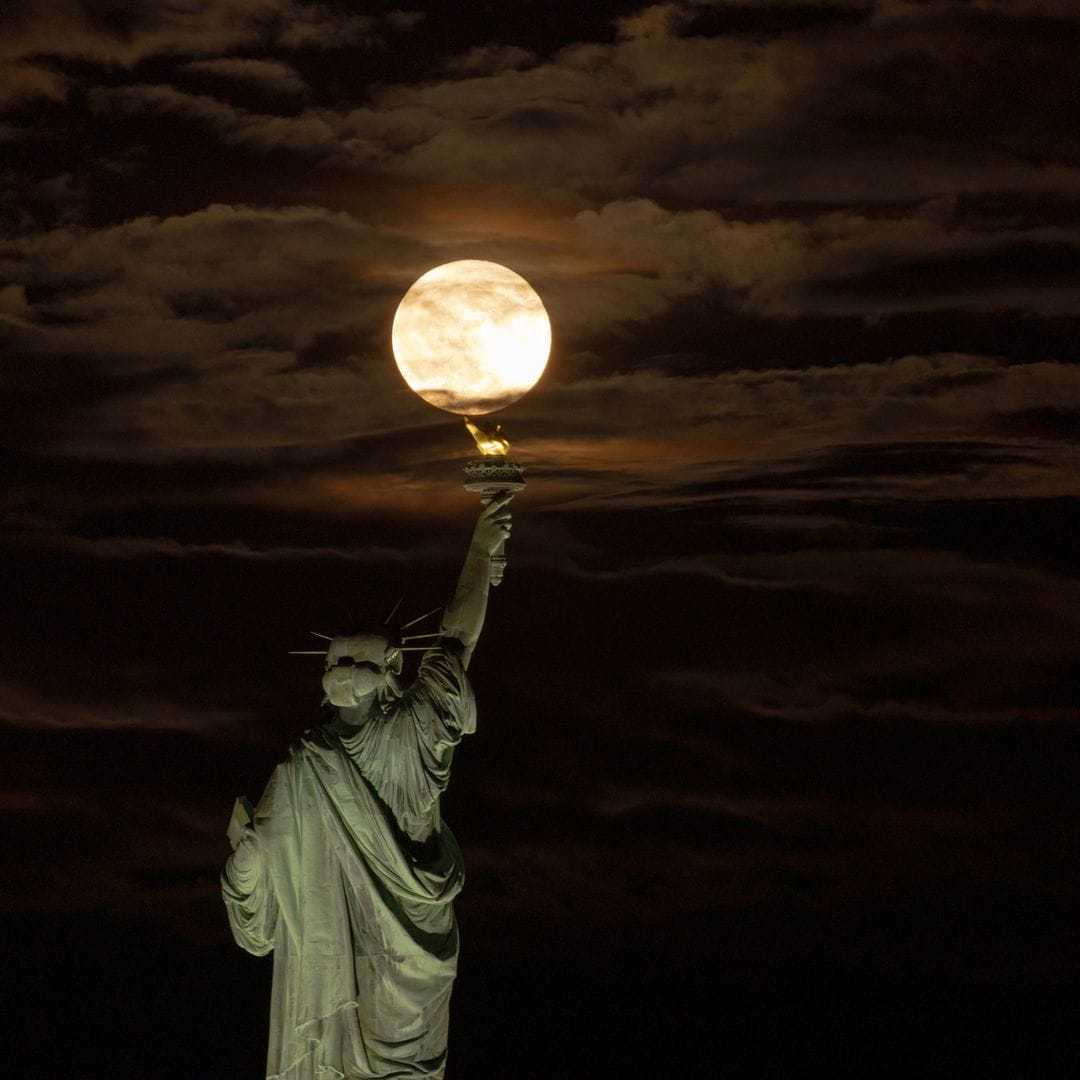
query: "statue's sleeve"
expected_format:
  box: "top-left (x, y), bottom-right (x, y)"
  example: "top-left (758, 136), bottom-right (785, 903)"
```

top-left (334, 644), bottom-right (477, 835)
top-left (408, 639), bottom-right (477, 756)
top-left (221, 773), bottom-right (280, 956)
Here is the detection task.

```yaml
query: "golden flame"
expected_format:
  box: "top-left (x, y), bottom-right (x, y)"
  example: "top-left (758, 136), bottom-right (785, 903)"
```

top-left (465, 418), bottom-right (510, 456)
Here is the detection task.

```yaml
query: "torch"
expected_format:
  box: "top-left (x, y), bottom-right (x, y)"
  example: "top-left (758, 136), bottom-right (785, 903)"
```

top-left (391, 260), bottom-right (550, 585)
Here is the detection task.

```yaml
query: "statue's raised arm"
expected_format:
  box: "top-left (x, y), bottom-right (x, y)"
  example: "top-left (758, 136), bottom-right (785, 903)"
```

top-left (440, 490), bottom-right (513, 667)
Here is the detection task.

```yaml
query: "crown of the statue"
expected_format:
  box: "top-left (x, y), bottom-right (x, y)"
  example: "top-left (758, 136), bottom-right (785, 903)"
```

top-left (325, 632), bottom-right (398, 672)
top-left (289, 604), bottom-right (444, 666)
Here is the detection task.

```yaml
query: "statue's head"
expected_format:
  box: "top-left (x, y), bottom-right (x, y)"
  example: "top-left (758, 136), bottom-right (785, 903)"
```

top-left (321, 631), bottom-right (403, 708)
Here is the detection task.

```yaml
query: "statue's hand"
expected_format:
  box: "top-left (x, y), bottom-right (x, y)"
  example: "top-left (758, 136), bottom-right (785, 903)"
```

top-left (471, 491), bottom-right (514, 556)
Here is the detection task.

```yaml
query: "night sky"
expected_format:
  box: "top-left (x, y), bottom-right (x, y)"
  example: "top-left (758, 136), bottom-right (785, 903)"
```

top-left (3, 2), bottom-right (1079, 1076)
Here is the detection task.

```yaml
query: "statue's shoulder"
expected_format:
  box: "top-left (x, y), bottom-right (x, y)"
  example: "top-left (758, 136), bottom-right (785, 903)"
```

top-left (408, 638), bottom-right (470, 692)
top-left (287, 719), bottom-right (340, 760)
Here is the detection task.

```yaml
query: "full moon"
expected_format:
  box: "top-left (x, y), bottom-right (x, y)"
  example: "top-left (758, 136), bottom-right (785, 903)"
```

top-left (392, 260), bottom-right (551, 415)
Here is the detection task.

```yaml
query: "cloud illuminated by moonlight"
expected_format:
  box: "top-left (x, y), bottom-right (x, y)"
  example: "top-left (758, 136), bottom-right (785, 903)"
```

top-left (392, 260), bottom-right (551, 415)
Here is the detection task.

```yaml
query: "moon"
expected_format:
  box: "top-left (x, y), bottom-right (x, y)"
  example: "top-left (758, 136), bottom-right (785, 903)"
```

top-left (392, 260), bottom-right (551, 415)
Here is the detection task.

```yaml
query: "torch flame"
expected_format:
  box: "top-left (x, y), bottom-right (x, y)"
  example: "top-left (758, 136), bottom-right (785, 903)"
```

top-left (465, 418), bottom-right (510, 456)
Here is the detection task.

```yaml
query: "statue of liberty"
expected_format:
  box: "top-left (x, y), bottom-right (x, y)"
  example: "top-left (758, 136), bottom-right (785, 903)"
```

top-left (222, 493), bottom-right (513, 1079)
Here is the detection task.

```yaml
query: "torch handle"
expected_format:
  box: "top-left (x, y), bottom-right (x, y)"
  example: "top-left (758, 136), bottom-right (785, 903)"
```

top-left (490, 544), bottom-right (508, 587)
top-left (480, 493), bottom-right (508, 587)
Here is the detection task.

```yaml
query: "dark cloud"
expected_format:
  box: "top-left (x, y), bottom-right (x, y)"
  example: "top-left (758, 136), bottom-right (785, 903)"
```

top-left (4, 0), bottom-right (1068, 359)
top-left (577, 199), bottom-right (1080, 319)
top-left (0, 675), bottom-right (254, 735)
top-left (89, 83), bottom-right (349, 158)
top-left (0, 0), bottom-right (379, 66)
top-left (444, 43), bottom-right (535, 76)
top-left (0, 61), bottom-right (67, 109)
top-left (182, 57), bottom-right (310, 99)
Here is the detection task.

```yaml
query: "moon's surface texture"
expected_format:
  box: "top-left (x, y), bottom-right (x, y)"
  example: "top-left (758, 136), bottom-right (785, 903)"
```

top-left (392, 260), bottom-right (551, 415)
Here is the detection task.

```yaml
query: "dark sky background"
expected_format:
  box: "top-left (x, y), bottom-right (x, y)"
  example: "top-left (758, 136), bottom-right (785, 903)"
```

top-left (2, 2), bottom-right (1079, 1076)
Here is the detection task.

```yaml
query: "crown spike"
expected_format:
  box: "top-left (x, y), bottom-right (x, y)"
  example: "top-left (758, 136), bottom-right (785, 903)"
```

top-left (400, 606), bottom-right (442, 630)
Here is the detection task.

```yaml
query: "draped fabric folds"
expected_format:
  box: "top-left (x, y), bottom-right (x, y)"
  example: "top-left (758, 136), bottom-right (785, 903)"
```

top-left (222, 645), bottom-right (477, 1080)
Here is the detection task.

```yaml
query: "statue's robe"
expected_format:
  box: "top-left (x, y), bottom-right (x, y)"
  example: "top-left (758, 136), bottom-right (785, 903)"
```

top-left (222, 644), bottom-right (476, 1080)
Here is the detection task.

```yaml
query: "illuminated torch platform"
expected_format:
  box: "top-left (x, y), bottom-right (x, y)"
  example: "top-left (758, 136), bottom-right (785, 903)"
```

top-left (462, 458), bottom-right (526, 495)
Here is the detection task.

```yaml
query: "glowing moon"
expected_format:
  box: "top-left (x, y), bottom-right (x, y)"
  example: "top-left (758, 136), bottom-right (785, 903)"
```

top-left (392, 260), bottom-right (551, 415)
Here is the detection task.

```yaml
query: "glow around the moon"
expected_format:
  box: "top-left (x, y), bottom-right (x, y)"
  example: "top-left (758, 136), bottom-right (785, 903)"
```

top-left (392, 260), bottom-right (551, 415)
